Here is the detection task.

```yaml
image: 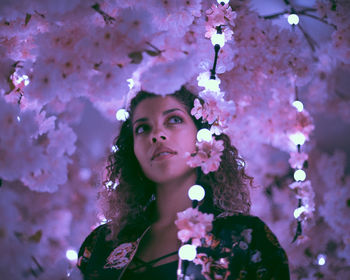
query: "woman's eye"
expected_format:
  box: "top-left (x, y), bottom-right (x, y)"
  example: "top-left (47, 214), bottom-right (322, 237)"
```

top-left (168, 116), bottom-right (183, 124)
top-left (135, 125), bottom-right (148, 135)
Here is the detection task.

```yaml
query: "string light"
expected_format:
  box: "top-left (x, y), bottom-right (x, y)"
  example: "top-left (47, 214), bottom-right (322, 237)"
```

top-left (293, 206), bottom-right (306, 219)
top-left (287, 28), bottom-right (313, 244)
top-left (17, 116), bottom-right (21, 122)
top-left (288, 14), bottom-right (300, 25)
top-left (210, 33), bottom-right (225, 48)
top-left (176, 0), bottom-right (231, 277)
top-left (292, 100), bottom-right (304, 112)
top-left (188, 185), bottom-right (205, 201)
top-left (317, 254), bottom-right (327, 266)
top-left (65, 249), bottom-right (78, 263)
top-left (197, 128), bottom-right (212, 142)
top-left (294, 169), bottom-right (306, 181)
top-left (289, 132), bottom-right (306, 146)
top-left (178, 244), bottom-right (197, 261)
top-left (204, 77), bottom-right (221, 92)
top-left (217, 0), bottom-right (229, 4)
top-left (116, 108), bottom-right (129, 121)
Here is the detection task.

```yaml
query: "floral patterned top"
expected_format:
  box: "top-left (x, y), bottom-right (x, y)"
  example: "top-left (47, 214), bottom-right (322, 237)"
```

top-left (77, 214), bottom-right (290, 279)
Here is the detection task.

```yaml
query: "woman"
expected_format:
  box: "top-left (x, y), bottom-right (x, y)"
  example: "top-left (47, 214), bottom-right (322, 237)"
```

top-left (77, 87), bottom-right (290, 279)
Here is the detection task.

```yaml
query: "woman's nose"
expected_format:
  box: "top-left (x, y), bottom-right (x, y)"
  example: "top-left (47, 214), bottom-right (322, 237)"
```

top-left (151, 128), bottom-right (167, 143)
top-left (152, 135), bottom-right (166, 143)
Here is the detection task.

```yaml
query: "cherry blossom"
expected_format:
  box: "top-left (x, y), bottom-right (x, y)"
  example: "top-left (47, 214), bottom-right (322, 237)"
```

top-left (289, 151), bottom-right (308, 169)
top-left (289, 180), bottom-right (315, 217)
top-left (186, 137), bottom-right (224, 174)
top-left (175, 207), bottom-right (214, 246)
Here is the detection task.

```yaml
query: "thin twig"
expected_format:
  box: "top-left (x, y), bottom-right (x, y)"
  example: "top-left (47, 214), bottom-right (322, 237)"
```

top-left (145, 42), bottom-right (162, 55)
top-left (297, 23), bottom-right (318, 52)
top-left (91, 3), bottom-right (115, 24)
top-left (261, 10), bottom-right (289, 20)
top-left (262, 8), bottom-right (314, 20)
top-left (300, 12), bottom-right (337, 29)
top-left (335, 90), bottom-right (350, 101)
top-left (17, 91), bottom-right (23, 105)
top-left (31, 256), bottom-right (44, 272)
top-left (261, 7), bottom-right (333, 31)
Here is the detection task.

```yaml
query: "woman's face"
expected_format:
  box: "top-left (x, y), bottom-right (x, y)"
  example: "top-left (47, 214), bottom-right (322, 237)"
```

top-left (132, 96), bottom-right (198, 184)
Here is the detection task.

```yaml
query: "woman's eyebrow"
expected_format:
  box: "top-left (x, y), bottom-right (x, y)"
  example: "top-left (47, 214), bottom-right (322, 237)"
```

top-left (163, 108), bottom-right (184, 115)
top-left (133, 108), bottom-right (184, 126)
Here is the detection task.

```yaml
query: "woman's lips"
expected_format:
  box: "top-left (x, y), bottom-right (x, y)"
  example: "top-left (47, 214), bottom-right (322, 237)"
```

top-left (152, 151), bottom-right (177, 161)
top-left (151, 149), bottom-right (177, 161)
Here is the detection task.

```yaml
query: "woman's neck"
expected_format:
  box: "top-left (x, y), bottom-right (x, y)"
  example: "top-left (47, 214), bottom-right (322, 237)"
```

top-left (153, 171), bottom-right (196, 229)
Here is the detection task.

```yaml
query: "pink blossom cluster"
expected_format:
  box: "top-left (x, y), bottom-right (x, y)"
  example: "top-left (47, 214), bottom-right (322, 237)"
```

top-left (288, 151), bottom-right (308, 169)
top-left (175, 207), bottom-right (214, 247)
top-left (0, 97), bottom-right (77, 192)
top-left (228, 4), bottom-right (314, 90)
top-left (316, 0), bottom-right (350, 64)
top-left (191, 91), bottom-right (236, 135)
top-left (205, 3), bottom-right (236, 43)
top-left (186, 137), bottom-right (224, 174)
top-left (289, 180), bottom-right (315, 221)
top-left (293, 110), bottom-right (315, 142)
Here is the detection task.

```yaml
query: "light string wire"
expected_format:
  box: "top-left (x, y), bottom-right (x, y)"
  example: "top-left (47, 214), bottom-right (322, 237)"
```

top-left (289, 81), bottom-right (314, 244)
top-left (176, 0), bottom-right (231, 278)
top-left (285, 4), bottom-right (316, 242)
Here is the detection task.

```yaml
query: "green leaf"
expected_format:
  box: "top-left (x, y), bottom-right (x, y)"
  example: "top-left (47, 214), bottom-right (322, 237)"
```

top-left (25, 13), bottom-right (32, 26)
top-left (128, 52), bottom-right (143, 64)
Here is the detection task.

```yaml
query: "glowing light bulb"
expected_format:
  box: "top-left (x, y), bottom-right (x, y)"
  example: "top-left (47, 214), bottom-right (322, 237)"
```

top-left (188, 185), bottom-right (205, 201)
top-left (127, 78), bottom-right (135, 89)
top-left (317, 254), bottom-right (326, 266)
top-left (17, 116), bottom-right (21, 122)
top-left (288, 14), bottom-right (299, 25)
top-left (294, 169), bottom-right (306, 181)
top-left (66, 249), bottom-right (78, 262)
top-left (178, 244), bottom-right (197, 261)
top-left (217, 0), bottom-right (229, 5)
top-left (204, 77), bottom-right (221, 92)
top-left (116, 109), bottom-right (129, 121)
top-left (289, 132), bottom-right (306, 146)
top-left (197, 129), bottom-right (212, 142)
top-left (292, 100), bottom-right (304, 112)
top-left (211, 33), bottom-right (225, 48)
top-left (293, 206), bottom-right (306, 219)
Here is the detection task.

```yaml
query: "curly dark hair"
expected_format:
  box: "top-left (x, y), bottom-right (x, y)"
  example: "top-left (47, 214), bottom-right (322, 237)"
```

top-left (99, 87), bottom-right (252, 238)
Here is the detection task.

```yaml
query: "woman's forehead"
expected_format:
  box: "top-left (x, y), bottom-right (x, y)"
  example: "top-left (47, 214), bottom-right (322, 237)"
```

top-left (132, 96), bottom-right (186, 121)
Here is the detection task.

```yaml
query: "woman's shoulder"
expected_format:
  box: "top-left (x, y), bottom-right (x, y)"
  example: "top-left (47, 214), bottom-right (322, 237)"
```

top-left (214, 213), bottom-right (276, 231)
top-left (213, 213), bottom-right (284, 247)
top-left (77, 223), bottom-right (116, 274)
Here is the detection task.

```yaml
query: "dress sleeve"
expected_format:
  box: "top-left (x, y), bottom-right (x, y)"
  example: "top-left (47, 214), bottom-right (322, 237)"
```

top-left (250, 216), bottom-right (290, 279)
top-left (77, 224), bottom-right (117, 279)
